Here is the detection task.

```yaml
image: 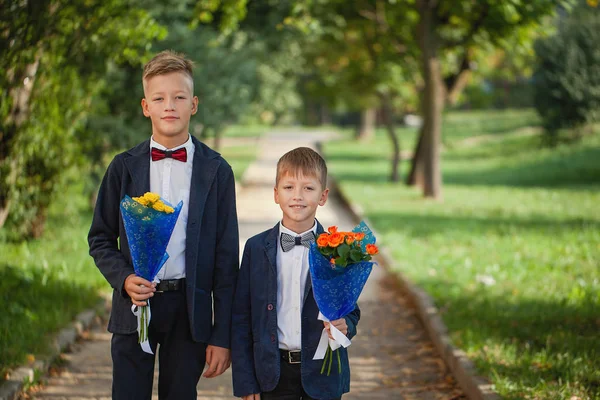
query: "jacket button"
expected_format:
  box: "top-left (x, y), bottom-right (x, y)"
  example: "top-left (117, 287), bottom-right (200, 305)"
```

top-left (267, 304), bottom-right (274, 311)
top-left (270, 334), bottom-right (275, 342)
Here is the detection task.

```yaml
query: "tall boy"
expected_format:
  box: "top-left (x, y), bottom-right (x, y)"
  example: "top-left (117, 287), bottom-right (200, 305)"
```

top-left (232, 147), bottom-right (360, 400)
top-left (88, 50), bottom-right (239, 400)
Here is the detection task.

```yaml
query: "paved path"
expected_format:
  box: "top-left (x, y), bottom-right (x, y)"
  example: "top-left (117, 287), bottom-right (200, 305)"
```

top-left (26, 130), bottom-right (464, 400)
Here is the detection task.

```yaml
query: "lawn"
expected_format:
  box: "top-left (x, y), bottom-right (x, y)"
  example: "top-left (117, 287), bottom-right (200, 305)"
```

top-left (323, 109), bottom-right (600, 400)
top-left (0, 128), bottom-right (261, 379)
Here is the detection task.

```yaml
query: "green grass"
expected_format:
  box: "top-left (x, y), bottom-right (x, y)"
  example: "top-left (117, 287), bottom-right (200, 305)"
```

top-left (0, 185), bottom-right (107, 379)
top-left (323, 109), bottom-right (600, 400)
top-left (0, 137), bottom-right (258, 379)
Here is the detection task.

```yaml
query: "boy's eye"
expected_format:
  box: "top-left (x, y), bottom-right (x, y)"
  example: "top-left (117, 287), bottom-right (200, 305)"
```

top-left (153, 97), bottom-right (163, 101)
top-left (305, 187), bottom-right (314, 191)
top-left (176, 96), bottom-right (186, 100)
top-left (284, 186), bottom-right (292, 190)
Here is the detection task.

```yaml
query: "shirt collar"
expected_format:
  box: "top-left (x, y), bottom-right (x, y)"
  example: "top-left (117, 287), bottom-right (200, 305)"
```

top-left (149, 134), bottom-right (194, 162)
top-left (150, 134), bottom-right (192, 152)
top-left (278, 220), bottom-right (317, 238)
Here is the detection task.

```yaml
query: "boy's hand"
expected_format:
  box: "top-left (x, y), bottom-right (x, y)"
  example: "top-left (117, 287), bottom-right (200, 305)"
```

top-left (242, 394), bottom-right (260, 400)
top-left (203, 345), bottom-right (231, 378)
top-left (324, 318), bottom-right (348, 339)
top-left (124, 274), bottom-right (156, 306)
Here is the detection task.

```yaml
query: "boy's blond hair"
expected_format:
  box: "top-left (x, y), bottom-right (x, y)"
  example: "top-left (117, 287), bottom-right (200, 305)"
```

top-left (142, 50), bottom-right (194, 91)
top-left (276, 147), bottom-right (328, 189)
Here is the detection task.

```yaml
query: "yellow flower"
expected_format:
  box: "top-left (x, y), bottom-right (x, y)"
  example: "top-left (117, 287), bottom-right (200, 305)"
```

top-left (164, 206), bottom-right (174, 214)
top-left (152, 201), bottom-right (166, 212)
top-left (143, 192), bottom-right (160, 204)
top-left (133, 196), bottom-right (150, 206)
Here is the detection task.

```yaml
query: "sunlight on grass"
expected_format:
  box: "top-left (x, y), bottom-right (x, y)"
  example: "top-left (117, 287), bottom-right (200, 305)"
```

top-left (324, 109), bottom-right (600, 400)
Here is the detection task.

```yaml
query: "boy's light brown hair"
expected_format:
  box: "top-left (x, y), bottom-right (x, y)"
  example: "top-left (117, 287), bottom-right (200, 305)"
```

top-left (142, 50), bottom-right (194, 91)
top-left (276, 147), bottom-right (328, 190)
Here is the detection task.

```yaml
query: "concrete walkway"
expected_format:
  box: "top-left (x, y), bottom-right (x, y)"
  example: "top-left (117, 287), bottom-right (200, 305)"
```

top-left (26, 130), bottom-right (464, 400)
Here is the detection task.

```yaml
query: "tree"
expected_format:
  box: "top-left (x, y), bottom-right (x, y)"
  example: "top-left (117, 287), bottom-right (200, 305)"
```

top-left (533, 2), bottom-right (600, 145)
top-left (0, 0), bottom-right (164, 237)
top-left (407, 0), bottom-right (574, 198)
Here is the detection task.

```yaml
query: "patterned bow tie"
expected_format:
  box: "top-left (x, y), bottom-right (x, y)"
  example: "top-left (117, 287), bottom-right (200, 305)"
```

top-left (151, 147), bottom-right (187, 162)
top-left (280, 231), bottom-right (316, 252)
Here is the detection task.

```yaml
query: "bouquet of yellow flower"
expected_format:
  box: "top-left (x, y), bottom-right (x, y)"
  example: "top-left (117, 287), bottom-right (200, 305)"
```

top-left (309, 221), bottom-right (378, 374)
top-left (120, 192), bottom-right (182, 354)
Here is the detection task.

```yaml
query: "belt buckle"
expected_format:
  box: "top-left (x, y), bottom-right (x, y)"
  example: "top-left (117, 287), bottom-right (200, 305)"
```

top-left (288, 351), bottom-right (301, 364)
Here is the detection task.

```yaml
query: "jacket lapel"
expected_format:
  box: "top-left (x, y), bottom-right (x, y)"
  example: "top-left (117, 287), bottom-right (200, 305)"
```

top-left (185, 137), bottom-right (221, 281)
top-left (123, 140), bottom-right (151, 196)
top-left (303, 220), bottom-right (325, 304)
top-left (264, 223), bottom-right (279, 278)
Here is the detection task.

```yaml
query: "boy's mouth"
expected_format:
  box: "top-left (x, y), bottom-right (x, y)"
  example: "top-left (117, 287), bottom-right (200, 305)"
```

top-left (290, 205), bottom-right (306, 209)
top-left (162, 116), bottom-right (179, 120)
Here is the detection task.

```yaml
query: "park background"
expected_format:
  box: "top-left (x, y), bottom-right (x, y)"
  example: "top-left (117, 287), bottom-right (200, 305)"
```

top-left (1, 0), bottom-right (599, 399)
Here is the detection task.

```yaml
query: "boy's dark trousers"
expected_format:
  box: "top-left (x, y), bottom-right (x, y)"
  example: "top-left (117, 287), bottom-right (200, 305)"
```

top-left (111, 288), bottom-right (207, 400)
top-left (261, 353), bottom-right (341, 400)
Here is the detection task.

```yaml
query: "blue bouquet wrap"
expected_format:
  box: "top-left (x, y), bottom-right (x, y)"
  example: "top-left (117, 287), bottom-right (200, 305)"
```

top-left (119, 194), bottom-right (183, 354)
top-left (120, 195), bottom-right (183, 282)
top-left (308, 221), bottom-right (377, 373)
top-left (308, 247), bottom-right (373, 321)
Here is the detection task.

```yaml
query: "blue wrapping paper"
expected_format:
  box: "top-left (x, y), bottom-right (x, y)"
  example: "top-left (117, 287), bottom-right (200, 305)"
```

top-left (120, 195), bottom-right (183, 282)
top-left (308, 221), bottom-right (377, 321)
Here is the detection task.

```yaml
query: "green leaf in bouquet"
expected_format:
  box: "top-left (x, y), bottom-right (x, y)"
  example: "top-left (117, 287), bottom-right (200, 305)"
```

top-left (337, 243), bottom-right (351, 259)
top-left (349, 249), bottom-right (363, 262)
top-left (335, 256), bottom-right (348, 268)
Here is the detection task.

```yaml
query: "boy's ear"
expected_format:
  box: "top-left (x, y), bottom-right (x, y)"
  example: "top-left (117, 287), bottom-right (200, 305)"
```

top-left (191, 96), bottom-right (199, 115)
top-left (318, 188), bottom-right (329, 206)
top-left (141, 98), bottom-right (150, 118)
top-left (274, 186), bottom-right (280, 205)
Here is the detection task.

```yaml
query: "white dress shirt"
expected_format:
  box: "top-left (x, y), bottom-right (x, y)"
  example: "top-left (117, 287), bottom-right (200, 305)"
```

top-left (149, 134), bottom-right (194, 281)
top-left (276, 220), bottom-right (317, 351)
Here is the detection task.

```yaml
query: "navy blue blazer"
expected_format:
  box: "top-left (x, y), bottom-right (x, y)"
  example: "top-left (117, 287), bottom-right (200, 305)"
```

top-left (88, 136), bottom-right (239, 348)
top-left (231, 222), bottom-right (361, 399)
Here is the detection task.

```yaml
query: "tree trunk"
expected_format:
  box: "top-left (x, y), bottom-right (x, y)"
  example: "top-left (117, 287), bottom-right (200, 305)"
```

top-left (380, 94), bottom-right (401, 183)
top-left (418, 1), bottom-right (444, 200)
top-left (213, 127), bottom-right (225, 151)
top-left (355, 108), bottom-right (376, 141)
top-left (320, 103), bottom-right (331, 125)
top-left (406, 125), bottom-right (425, 187)
top-left (0, 58), bottom-right (41, 228)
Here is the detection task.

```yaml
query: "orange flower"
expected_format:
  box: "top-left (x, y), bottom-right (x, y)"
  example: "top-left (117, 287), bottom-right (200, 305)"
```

top-left (366, 244), bottom-right (379, 255)
top-left (328, 232), bottom-right (345, 247)
top-left (328, 226), bottom-right (338, 234)
top-left (345, 234), bottom-right (355, 245)
top-left (330, 257), bottom-right (336, 265)
top-left (317, 234), bottom-right (330, 247)
top-left (354, 232), bottom-right (365, 241)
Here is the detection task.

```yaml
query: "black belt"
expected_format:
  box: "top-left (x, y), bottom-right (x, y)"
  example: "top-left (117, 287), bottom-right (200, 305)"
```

top-left (280, 349), bottom-right (301, 364)
top-left (155, 278), bottom-right (186, 293)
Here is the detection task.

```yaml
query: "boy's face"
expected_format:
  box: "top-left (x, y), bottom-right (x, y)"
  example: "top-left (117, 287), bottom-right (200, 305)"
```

top-left (141, 71), bottom-right (198, 145)
top-left (274, 172), bottom-right (329, 234)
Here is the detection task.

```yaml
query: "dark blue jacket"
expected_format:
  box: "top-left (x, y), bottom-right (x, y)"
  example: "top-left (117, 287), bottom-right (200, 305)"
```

top-left (231, 222), bottom-right (360, 399)
top-left (88, 136), bottom-right (239, 348)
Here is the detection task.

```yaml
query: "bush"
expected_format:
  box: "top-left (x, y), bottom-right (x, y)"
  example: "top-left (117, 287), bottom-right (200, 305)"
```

top-left (533, 5), bottom-right (600, 145)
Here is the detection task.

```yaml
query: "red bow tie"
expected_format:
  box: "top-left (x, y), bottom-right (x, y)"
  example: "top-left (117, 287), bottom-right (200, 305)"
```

top-left (151, 147), bottom-right (187, 162)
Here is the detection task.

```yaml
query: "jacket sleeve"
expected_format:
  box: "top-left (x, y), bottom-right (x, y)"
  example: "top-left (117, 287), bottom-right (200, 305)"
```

top-left (344, 303), bottom-right (361, 340)
top-left (88, 156), bottom-right (134, 296)
top-left (231, 243), bottom-right (261, 397)
top-left (209, 162), bottom-right (240, 348)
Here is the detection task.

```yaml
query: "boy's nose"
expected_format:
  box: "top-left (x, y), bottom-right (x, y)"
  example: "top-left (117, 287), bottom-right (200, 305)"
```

top-left (164, 98), bottom-right (175, 111)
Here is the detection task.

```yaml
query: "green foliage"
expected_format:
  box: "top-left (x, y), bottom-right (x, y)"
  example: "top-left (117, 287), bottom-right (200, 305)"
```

top-left (0, 179), bottom-right (107, 378)
top-left (324, 109), bottom-right (600, 399)
top-left (533, 4), bottom-right (600, 144)
top-left (0, 0), bottom-right (165, 239)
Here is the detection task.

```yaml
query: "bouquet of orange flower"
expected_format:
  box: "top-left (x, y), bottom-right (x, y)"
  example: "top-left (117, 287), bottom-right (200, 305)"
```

top-left (309, 221), bottom-right (378, 375)
top-left (120, 192), bottom-right (182, 354)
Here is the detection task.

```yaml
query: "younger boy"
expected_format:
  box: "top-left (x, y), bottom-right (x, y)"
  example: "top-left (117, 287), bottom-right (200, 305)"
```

top-left (231, 147), bottom-right (360, 400)
top-left (88, 50), bottom-right (239, 399)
